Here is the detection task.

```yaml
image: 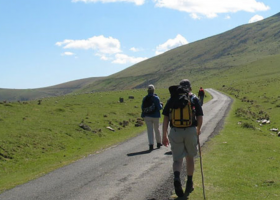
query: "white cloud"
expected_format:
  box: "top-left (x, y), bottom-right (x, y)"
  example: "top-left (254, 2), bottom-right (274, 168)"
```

top-left (190, 13), bottom-right (201, 20)
top-left (130, 47), bottom-right (142, 52)
top-left (56, 35), bottom-right (121, 54)
top-left (98, 54), bottom-right (111, 60)
top-left (154, 0), bottom-right (270, 19)
top-left (249, 14), bottom-right (264, 23)
top-left (72, 0), bottom-right (145, 5)
top-left (61, 52), bottom-right (75, 56)
top-left (112, 53), bottom-right (147, 64)
top-left (225, 15), bottom-right (231, 19)
top-left (56, 36), bottom-right (148, 64)
top-left (155, 34), bottom-right (188, 55)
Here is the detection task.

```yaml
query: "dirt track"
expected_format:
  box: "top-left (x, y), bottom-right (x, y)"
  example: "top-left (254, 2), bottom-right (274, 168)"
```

top-left (0, 88), bottom-right (232, 200)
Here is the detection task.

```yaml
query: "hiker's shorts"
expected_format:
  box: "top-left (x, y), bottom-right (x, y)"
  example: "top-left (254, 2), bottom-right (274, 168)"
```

top-left (168, 126), bottom-right (198, 161)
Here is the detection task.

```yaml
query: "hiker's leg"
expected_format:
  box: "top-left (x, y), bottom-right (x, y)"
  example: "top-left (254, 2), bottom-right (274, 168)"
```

top-left (152, 117), bottom-right (161, 143)
top-left (173, 159), bottom-right (184, 197)
top-left (200, 96), bottom-right (204, 106)
top-left (173, 159), bottom-right (183, 172)
top-left (185, 156), bottom-right (195, 193)
top-left (186, 156), bottom-right (194, 176)
top-left (183, 127), bottom-right (197, 192)
top-left (144, 117), bottom-right (154, 145)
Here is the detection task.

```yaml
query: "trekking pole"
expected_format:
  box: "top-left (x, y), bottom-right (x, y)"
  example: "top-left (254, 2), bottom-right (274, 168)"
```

top-left (198, 136), bottom-right (206, 200)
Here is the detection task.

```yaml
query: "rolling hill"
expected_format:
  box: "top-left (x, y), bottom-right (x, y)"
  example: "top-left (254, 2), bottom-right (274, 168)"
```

top-left (0, 77), bottom-right (103, 102)
top-left (2, 12), bottom-right (280, 101)
top-left (79, 12), bottom-right (280, 92)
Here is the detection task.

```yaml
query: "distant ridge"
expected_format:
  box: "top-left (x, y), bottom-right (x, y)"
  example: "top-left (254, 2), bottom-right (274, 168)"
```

top-left (0, 77), bottom-right (103, 101)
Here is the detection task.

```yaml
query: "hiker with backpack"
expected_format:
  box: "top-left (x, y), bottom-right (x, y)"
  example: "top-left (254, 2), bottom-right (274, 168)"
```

top-left (162, 79), bottom-right (203, 197)
top-left (198, 87), bottom-right (205, 106)
top-left (141, 84), bottom-right (163, 151)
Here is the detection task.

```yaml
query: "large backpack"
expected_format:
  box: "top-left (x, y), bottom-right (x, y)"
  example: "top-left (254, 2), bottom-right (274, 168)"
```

top-left (142, 95), bottom-right (156, 114)
top-left (169, 85), bottom-right (194, 128)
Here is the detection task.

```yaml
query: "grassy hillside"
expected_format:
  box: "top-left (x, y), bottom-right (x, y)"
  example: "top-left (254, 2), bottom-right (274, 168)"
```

top-left (0, 77), bottom-right (102, 102)
top-left (79, 12), bottom-right (280, 93)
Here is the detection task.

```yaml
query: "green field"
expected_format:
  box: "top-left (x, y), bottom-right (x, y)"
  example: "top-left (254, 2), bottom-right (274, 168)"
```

top-left (0, 89), bottom-right (164, 192)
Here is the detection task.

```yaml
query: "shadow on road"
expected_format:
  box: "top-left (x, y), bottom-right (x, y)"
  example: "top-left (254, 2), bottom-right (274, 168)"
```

top-left (127, 149), bottom-right (173, 157)
top-left (174, 196), bottom-right (189, 200)
top-left (164, 151), bottom-right (172, 155)
top-left (146, 194), bottom-right (189, 200)
top-left (127, 150), bottom-right (152, 156)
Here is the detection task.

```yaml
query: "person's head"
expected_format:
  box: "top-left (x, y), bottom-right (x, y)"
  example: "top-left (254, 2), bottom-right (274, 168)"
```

top-left (147, 84), bottom-right (155, 94)
top-left (179, 79), bottom-right (192, 91)
top-left (200, 87), bottom-right (203, 89)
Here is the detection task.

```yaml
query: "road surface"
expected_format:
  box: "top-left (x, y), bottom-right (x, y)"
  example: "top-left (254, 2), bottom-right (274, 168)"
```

top-left (0, 88), bottom-right (232, 200)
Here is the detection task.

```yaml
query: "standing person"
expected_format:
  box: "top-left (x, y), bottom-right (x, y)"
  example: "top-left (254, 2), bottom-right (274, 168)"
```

top-left (141, 84), bottom-right (163, 151)
top-left (198, 87), bottom-right (205, 106)
top-left (162, 79), bottom-right (203, 197)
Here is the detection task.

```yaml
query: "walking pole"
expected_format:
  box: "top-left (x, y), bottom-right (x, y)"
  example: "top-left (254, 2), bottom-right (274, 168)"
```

top-left (198, 136), bottom-right (206, 200)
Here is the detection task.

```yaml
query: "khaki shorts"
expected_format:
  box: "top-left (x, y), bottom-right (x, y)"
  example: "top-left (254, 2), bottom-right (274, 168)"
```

top-left (168, 126), bottom-right (198, 161)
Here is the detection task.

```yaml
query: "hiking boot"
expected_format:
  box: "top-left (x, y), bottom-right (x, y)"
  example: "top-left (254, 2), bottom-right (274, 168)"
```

top-left (185, 181), bottom-right (194, 195)
top-left (174, 178), bottom-right (184, 197)
top-left (157, 143), bottom-right (162, 148)
top-left (149, 144), bottom-right (153, 151)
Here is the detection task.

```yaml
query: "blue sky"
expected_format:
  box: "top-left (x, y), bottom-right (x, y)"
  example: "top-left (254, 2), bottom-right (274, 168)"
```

top-left (0, 0), bottom-right (279, 89)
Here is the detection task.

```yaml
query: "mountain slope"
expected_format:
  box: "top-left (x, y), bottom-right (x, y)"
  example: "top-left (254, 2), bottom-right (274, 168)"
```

top-left (79, 12), bottom-right (280, 92)
top-left (2, 12), bottom-right (280, 101)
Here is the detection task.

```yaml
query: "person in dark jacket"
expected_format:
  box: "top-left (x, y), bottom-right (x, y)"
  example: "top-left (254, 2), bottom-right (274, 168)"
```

top-left (141, 84), bottom-right (163, 151)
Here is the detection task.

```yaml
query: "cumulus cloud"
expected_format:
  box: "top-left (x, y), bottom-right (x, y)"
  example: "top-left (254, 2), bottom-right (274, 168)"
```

top-left (249, 14), bottom-right (264, 23)
top-left (56, 35), bottom-right (121, 54)
top-left (154, 0), bottom-right (270, 19)
top-left (96, 53), bottom-right (111, 60)
top-left (190, 13), bottom-right (201, 20)
top-left (225, 15), bottom-right (231, 19)
top-left (130, 47), bottom-right (142, 52)
top-left (56, 36), bottom-right (148, 65)
top-left (112, 53), bottom-right (147, 64)
top-left (72, 0), bottom-right (145, 5)
top-left (155, 34), bottom-right (188, 55)
top-left (61, 52), bottom-right (75, 56)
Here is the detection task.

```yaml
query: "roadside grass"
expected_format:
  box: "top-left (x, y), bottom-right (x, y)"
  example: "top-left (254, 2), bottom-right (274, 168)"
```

top-left (190, 101), bottom-right (280, 200)
top-left (185, 55), bottom-right (280, 199)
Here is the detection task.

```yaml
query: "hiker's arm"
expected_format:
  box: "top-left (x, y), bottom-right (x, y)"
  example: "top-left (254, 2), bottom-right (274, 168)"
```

top-left (196, 115), bottom-right (203, 135)
top-left (155, 96), bottom-right (163, 110)
top-left (162, 116), bottom-right (169, 146)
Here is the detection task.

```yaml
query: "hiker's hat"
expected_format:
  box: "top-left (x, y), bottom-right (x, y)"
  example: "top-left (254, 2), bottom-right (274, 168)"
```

top-left (179, 79), bottom-right (191, 88)
top-left (148, 84), bottom-right (155, 91)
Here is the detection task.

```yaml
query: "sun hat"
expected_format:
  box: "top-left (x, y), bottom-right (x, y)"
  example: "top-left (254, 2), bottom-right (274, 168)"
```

top-left (148, 84), bottom-right (155, 91)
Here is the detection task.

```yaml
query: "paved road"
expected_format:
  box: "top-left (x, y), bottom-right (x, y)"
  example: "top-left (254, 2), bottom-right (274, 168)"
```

top-left (0, 89), bottom-right (232, 200)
